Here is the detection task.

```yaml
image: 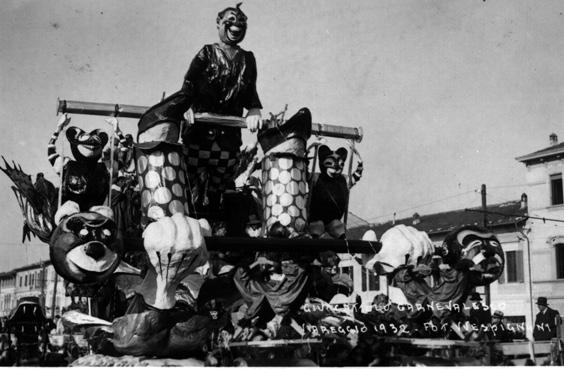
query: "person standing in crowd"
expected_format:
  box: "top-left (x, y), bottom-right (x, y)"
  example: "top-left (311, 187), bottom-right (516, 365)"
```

top-left (468, 292), bottom-right (491, 326)
top-left (533, 297), bottom-right (562, 341)
top-left (490, 310), bottom-right (513, 342)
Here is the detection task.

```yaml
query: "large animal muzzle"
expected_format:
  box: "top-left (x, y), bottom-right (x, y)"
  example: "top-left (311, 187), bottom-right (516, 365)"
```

top-left (66, 241), bottom-right (118, 273)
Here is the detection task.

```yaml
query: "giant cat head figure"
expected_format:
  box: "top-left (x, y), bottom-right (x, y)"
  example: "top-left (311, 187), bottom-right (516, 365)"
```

top-left (66, 127), bottom-right (108, 162)
top-left (49, 201), bottom-right (120, 284)
top-left (318, 145), bottom-right (348, 179)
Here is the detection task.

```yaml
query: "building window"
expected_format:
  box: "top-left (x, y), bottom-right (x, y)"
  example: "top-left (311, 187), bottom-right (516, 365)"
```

top-left (556, 244), bottom-right (564, 279)
top-left (507, 250), bottom-right (524, 283)
top-left (340, 266), bottom-right (353, 281)
top-left (338, 266), bottom-right (354, 293)
top-left (551, 173), bottom-right (564, 205)
top-left (499, 250), bottom-right (524, 283)
top-left (361, 266), bottom-right (379, 291)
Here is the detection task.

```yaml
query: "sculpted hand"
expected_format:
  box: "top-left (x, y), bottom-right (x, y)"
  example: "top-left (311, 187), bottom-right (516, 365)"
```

top-left (56, 113), bottom-right (71, 132)
top-left (246, 108), bottom-right (263, 132)
top-left (140, 214), bottom-right (209, 310)
top-left (105, 117), bottom-right (119, 131)
top-left (350, 144), bottom-right (362, 162)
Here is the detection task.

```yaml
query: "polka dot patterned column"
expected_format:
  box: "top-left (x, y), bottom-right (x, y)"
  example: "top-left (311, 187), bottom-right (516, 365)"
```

top-left (261, 153), bottom-right (309, 235)
top-left (135, 142), bottom-right (190, 228)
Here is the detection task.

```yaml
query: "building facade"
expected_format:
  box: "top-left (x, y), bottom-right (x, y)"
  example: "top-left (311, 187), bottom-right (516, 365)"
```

top-left (515, 133), bottom-right (564, 333)
top-left (0, 261), bottom-right (69, 318)
top-left (346, 134), bottom-right (564, 339)
top-left (0, 271), bottom-right (16, 317)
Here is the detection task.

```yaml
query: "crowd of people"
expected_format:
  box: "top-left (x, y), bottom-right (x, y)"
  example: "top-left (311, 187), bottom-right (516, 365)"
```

top-left (0, 289), bottom-right (560, 366)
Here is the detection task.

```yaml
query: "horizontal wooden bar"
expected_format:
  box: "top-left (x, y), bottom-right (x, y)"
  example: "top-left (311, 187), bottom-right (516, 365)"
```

top-left (123, 236), bottom-right (381, 254)
top-left (57, 99), bottom-right (363, 142)
top-left (228, 338), bottom-right (323, 348)
top-left (382, 337), bottom-right (482, 348)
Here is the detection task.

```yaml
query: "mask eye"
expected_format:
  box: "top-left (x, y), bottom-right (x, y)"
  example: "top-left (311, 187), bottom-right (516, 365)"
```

top-left (65, 217), bottom-right (84, 233)
top-left (78, 228), bottom-right (89, 238)
top-left (101, 229), bottom-right (112, 239)
top-left (489, 240), bottom-right (500, 248)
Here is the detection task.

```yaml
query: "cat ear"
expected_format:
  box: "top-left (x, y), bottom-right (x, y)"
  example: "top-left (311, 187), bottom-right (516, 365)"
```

top-left (318, 145), bottom-right (331, 161)
top-left (336, 147), bottom-right (348, 161)
top-left (65, 126), bottom-right (83, 142)
top-left (54, 201), bottom-right (81, 225)
top-left (92, 130), bottom-right (109, 147)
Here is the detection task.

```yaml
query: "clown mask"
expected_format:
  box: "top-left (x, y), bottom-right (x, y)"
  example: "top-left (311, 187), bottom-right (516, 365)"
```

top-left (66, 127), bottom-right (108, 161)
top-left (217, 5), bottom-right (247, 45)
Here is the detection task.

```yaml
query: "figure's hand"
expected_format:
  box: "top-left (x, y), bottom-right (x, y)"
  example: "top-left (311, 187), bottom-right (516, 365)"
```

top-left (307, 137), bottom-right (327, 154)
top-left (183, 109), bottom-right (195, 126)
top-left (438, 263), bottom-right (451, 271)
top-left (56, 113), bottom-right (71, 132)
top-left (141, 214), bottom-right (209, 310)
top-left (249, 256), bottom-right (274, 270)
top-left (350, 144), bottom-right (362, 162)
top-left (105, 117), bottom-right (119, 131)
top-left (246, 108), bottom-right (263, 133)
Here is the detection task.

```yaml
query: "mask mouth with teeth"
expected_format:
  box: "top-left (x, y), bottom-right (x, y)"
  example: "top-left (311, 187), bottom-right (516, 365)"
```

top-left (318, 146), bottom-right (347, 179)
top-left (66, 127), bottom-right (109, 161)
top-left (217, 4), bottom-right (247, 45)
top-left (50, 206), bottom-right (120, 285)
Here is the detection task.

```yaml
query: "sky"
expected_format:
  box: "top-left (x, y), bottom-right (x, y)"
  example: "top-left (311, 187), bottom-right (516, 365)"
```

top-left (1, 0), bottom-right (564, 271)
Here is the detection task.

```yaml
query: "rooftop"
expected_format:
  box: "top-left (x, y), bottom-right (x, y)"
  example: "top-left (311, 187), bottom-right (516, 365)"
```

top-left (11, 260), bottom-right (51, 274)
top-left (516, 138), bottom-right (564, 165)
top-left (347, 199), bottom-right (528, 240)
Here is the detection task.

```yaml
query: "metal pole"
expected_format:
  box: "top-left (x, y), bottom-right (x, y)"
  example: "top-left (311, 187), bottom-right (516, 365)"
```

top-left (40, 261), bottom-right (46, 309)
top-left (56, 114), bottom-right (67, 209)
top-left (107, 124), bottom-right (116, 207)
top-left (124, 235), bottom-right (381, 254)
top-left (57, 99), bottom-right (364, 142)
top-left (518, 229), bottom-right (535, 358)
top-left (50, 272), bottom-right (58, 319)
top-left (343, 142), bottom-right (356, 232)
top-left (481, 184), bottom-right (491, 306)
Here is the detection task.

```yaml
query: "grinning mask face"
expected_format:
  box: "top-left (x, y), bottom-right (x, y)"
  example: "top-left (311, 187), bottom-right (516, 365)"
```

top-left (217, 5), bottom-right (247, 45)
top-left (318, 145), bottom-right (347, 179)
top-left (442, 226), bottom-right (505, 286)
top-left (66, 127), bottom-right (108, 162)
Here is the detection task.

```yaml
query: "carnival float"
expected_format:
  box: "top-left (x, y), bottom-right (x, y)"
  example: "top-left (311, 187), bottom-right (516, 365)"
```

top-left (0, 4), bottom-right (515, 366)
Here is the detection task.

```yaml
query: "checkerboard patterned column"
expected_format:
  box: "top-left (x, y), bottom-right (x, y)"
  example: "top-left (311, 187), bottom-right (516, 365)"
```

top-left (135, 142), bottom-right (190, 228)
top-left (261, 153), bottom-right (309, 234)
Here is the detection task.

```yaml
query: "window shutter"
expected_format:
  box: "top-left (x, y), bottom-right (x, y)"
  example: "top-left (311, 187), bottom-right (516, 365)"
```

top-left (516, 250), bottom-right (524, 283)
top-left (498, 259), bottom-right (505, 284)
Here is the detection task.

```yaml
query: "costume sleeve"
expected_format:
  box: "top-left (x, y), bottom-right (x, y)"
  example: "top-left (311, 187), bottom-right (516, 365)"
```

top-left (47, 129), bottom-right (68, 174)
top-left (242, 51), bottom-right (262, 110)
top-left (349, 161), bottom-right (363, 188)
top-left (47, 129), bottom-right (60, 167)
top-left (114, 126), bottom-right (127, 147)
top-left (181, 46), bottom-right (209, 96)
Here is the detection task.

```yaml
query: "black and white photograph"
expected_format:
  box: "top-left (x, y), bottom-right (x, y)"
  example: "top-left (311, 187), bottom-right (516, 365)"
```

top-left (0, 0), bottom-right (563, 366)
